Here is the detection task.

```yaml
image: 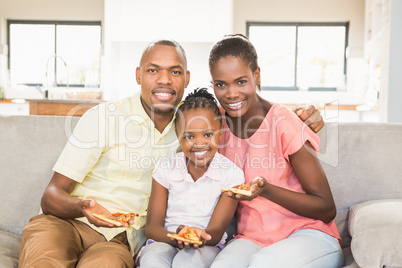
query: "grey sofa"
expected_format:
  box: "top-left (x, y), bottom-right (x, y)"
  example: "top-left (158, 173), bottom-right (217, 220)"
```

top-left (1, 115), bottom-right (402, 267)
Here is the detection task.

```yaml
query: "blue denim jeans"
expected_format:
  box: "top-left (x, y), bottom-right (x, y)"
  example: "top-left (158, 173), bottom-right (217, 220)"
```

top-left (139, 241), bottom-right (220, 268)
top-left (210, 229), bottom-right (344, 268)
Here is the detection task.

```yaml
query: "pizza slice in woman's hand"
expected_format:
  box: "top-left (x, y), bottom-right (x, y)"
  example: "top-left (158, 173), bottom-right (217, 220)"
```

top-left (221, 183), bottom-right (252, 196)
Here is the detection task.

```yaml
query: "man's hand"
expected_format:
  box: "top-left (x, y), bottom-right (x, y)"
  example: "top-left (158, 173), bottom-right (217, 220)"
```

top-left (293, 105), bottom-right (324, 133)
top-left (173, 225), bottom-right (211, 249)
top-left (80, 196), bottom-right (134, 228)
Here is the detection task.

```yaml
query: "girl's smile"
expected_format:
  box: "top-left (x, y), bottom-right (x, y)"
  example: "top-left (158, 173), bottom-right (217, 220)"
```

top-left (176, 108), bottom-right (222, 172)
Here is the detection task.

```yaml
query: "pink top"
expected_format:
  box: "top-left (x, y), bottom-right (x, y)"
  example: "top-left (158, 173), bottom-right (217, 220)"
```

top-left (218, 104), bottom-right (341, 247)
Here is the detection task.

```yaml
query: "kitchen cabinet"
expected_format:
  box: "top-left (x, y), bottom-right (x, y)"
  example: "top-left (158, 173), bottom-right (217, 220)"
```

top-left (28, 99), bottom-right (103, 116)
top-left (0, 100), bottom-right (29, 115)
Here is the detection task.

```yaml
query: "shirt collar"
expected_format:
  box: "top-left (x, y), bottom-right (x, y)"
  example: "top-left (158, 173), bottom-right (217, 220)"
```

top-left (170, 152), bottom-right (222, 182)
top-left (129, 91), bottom-right (176, 137)
top-left (203, 153), bottom-right (223, 181)
top-left (129, 91), bottom-right (149, 125)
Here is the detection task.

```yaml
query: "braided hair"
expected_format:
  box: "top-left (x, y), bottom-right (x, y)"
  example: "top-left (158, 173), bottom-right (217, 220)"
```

top-left (174, 88), bottom-right (222, 128)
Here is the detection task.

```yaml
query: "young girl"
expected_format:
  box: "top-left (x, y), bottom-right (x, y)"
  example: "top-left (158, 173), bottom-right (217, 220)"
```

top-left (209, 34), bottom-right (344, 267)
top-left (139, 88), bottom-right (245, 268)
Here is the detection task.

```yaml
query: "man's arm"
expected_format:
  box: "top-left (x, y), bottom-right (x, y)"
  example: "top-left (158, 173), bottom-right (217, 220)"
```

top-left (41, 172), bottom-right (82, 218)
top-left (41, 172), bottom-right (124, 227)
top-left (293, 105), bottom-right (324, 133)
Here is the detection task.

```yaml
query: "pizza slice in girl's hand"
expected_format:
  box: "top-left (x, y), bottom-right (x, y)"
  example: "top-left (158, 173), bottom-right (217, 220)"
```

top-left (221, 183), bottom-right (252, 196)
top-left (92, 212), bottom-right (136, 227)
top-left (167, 228), bottom-right (203, 245)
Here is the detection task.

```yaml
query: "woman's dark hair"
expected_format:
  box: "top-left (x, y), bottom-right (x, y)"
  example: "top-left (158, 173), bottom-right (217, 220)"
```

top-left (208, 34), bottom-right (258, 74)
top-left (174, 88), bottom-right (222, 128)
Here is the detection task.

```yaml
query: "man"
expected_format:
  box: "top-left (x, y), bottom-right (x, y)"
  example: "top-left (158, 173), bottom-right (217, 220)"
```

top-left (18, 39), bottom-right (324, 267)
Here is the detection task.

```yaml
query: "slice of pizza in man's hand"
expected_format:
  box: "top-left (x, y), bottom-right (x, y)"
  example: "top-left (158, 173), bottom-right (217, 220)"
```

top-left (221, 183), bottom-right (252, 196)
top-left (92, 212), bottom-right (136, 227)
top-left (167, 228), bottom-right (203, 245)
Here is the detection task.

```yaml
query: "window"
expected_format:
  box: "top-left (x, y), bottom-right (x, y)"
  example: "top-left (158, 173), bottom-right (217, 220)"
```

top-left (7, 20), bottom-right (101, 88)
top-left (247, 22), bottom-right (348, 91)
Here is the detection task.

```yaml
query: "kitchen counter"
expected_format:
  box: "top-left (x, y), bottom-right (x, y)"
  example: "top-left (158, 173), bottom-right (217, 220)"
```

top-left (1, 99), bottom-right (377, 121)
top-left (27, 99), bottom-right (104, 116)
top-left (283, 103), bottom-right (359, 110)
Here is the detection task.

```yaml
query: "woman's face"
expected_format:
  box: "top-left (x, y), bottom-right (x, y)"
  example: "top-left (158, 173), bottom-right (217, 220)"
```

top-left (211, 56), bottom-right (260, 118)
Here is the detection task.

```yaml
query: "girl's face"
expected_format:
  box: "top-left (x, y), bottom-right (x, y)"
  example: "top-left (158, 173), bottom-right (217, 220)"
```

top-left (176, 108), bottom-right (222, 168)
top-left (211, 56), bottom-right (260, 118)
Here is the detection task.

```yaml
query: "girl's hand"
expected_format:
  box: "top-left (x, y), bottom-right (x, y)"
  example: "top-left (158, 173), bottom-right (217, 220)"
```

top-left (225, 177), bottom-right (267, 201)
top-left (173, 225), bottom-right (211, 249)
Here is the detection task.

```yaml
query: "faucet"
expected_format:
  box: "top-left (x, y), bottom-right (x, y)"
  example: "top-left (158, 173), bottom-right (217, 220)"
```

top-left (43, 54), bottom-right (69, 99)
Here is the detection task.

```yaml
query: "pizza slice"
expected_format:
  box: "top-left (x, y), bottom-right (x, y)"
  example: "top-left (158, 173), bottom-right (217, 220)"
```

top-left (167, 228), bottom-right (203, 245)
top-left (221, 183), bottom-right (252, 196)
top-left (92, 212), bottom-right (136, 227)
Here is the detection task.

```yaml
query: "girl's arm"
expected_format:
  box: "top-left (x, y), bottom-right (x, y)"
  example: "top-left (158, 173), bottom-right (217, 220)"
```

top-left (227, 142), bottom-right (336, 223)
top-left (145, 179), bottom-right (177, 246)
top-left (204, 194), bottom-right (239, 246)
top-left (174, 195), bottom-right (237, 249)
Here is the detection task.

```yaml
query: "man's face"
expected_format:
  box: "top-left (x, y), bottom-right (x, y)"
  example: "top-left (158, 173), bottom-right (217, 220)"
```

top-left (136, 44), bottom-right (190, 117)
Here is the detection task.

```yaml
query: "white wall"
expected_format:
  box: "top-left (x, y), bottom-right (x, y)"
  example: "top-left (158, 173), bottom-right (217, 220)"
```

top-left (102, 0), bottom-right (233, 100)
top-left (104, 0), bottom-right (232, 43)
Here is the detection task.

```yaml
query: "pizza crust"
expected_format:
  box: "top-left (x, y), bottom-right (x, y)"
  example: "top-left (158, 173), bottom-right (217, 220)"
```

top-left (220, 186), bottom-right (252, 196)
top-left (167, 233), bottom-right (203, 245)
top-left (92, 213), bottom-right (124, 226)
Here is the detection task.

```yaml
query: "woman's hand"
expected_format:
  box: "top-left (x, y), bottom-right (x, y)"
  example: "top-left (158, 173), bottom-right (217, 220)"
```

top-left (224, 177), bottom-right (267, 201)
top-left (174, 225), bottom-right (211, 249)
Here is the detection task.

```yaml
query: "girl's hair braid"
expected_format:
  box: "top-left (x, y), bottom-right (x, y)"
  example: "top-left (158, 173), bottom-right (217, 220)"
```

top-left (174, 88), bottom-right (222, 127)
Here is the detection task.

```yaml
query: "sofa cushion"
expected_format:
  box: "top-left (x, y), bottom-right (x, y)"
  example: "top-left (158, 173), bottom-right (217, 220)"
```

top-left (318, 123), bottom-right (402, 249)
top-left (0, 115), bottom-right (79, 236)
top-left (348, 199), bottom-right (402, 268)
top-left (0, 230), bottom-right (21, 268)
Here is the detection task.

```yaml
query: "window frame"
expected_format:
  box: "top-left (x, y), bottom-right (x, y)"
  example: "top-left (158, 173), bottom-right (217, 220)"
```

top-left (246, 21), bottom-right (349, 91)
top-left (7, 19), bottom-right (102, 88)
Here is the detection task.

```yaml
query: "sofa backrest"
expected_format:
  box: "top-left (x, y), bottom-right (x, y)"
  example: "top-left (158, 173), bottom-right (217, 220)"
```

top-left (0, 115), bottom-right (79, 235)
top-left (318, 122), bottom-right (402, 248)
top-left (1, 116), bottom-right (402, 248)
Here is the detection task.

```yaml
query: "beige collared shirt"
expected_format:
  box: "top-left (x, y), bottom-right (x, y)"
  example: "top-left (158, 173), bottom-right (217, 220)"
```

top-left (53, 91), bottom-right (180, 255)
